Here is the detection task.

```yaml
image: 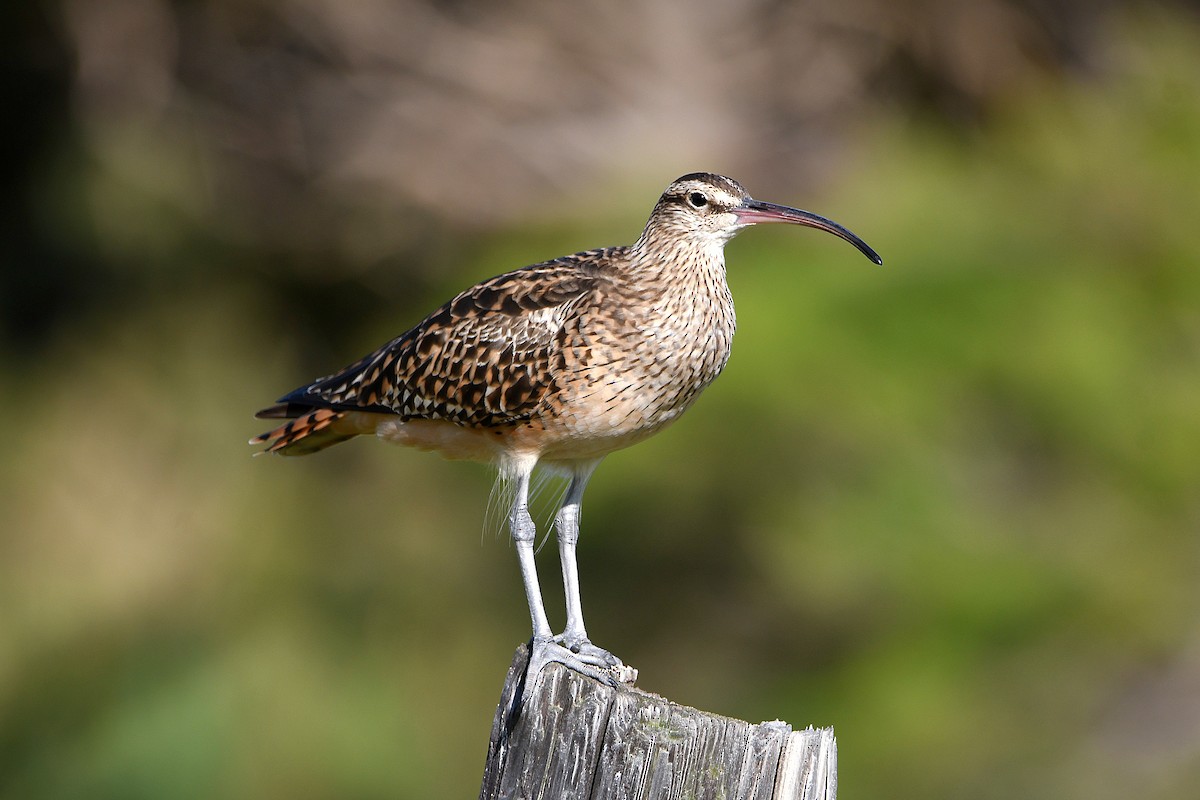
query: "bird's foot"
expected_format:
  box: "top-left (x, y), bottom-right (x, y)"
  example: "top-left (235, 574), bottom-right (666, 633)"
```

top-left (505, 637), bottom-right (638, 733)
top-left (554, 632), bottom-right (626, 670)
top-left (527, 634), bottom-right (638, 688)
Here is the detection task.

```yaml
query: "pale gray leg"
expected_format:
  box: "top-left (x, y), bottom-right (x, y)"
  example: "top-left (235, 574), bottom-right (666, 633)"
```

top-left (554, 465), bottom-right (622, 668)
top-left (512, 461), bottom-right (636, 696)
top-left (509, 468), bottom-right (553, 641)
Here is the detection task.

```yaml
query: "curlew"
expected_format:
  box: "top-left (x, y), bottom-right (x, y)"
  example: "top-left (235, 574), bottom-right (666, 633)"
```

top-left (253, 172), bottom-right (881, 684)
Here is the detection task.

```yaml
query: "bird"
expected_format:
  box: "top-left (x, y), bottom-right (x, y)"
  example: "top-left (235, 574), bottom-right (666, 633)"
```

top-left (252, 172), bottom-right (881, 685)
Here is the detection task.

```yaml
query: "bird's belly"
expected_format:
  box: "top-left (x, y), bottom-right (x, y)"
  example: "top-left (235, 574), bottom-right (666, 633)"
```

top-left (534, 337), bottom-right (731, 460)
top-left (372, 405), bottom-right (674, 465)
top-left (374, 417), bottom-right (504, 461)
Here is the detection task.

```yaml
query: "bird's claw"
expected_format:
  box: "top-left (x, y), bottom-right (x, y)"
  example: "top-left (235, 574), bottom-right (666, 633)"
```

top-left (504, 638), bottom-right (636, 737)
top-left (527, 635), bottom-right (638, 688)
top-left (554, 633), bottom-right (624, 670)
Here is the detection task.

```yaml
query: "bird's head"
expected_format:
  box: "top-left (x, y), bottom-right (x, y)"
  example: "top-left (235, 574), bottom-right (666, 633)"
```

top-left (642, 172), bottom-right (882, 265)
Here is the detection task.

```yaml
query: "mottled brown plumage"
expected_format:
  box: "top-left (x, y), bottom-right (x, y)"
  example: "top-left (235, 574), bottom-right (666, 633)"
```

top-left (256, 254), bottom-right (609, 442)
top-left (252, 172), bottom-right (880, 682)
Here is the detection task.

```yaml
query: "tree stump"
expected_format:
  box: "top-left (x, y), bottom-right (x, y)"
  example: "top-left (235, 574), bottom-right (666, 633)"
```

top-left (480, 644), bottom-right (836, 800)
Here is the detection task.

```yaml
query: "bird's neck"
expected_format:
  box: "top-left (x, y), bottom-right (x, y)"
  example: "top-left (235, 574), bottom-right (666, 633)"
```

top-left (628, 229), bottom-right (731, 295)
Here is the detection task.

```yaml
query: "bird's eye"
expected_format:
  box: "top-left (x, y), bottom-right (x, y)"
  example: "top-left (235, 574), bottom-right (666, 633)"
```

top-left (688, 192), bottom-right (708, 208)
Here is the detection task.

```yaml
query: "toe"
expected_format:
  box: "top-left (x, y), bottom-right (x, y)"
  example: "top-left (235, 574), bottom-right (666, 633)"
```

top-left (527, 638), bottom-right (637, 687)
top-left (573, 641), bottom-right (622, 669)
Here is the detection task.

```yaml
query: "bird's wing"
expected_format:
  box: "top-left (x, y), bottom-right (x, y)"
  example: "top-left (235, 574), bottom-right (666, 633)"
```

top-left (266, 251), bottom-right (616, 427)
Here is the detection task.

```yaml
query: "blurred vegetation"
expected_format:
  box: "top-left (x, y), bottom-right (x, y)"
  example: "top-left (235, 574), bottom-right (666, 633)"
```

top-left (3, 2), bottom-right (1200, 799)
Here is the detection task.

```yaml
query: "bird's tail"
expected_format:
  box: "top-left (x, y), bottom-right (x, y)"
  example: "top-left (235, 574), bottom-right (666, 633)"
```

top-left (250, 404), bottom-right (360, 456)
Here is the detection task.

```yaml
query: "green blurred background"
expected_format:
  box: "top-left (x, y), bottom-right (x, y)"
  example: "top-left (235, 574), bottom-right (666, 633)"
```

top-left (3, 1), bottom-right (1199, 798)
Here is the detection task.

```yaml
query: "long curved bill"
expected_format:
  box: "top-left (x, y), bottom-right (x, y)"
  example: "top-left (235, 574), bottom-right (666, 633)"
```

top-left (735, 199), bottom-right (883, 265)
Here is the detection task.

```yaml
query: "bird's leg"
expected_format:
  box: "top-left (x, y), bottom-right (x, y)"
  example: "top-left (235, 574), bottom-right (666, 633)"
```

top-left (552, 469), bottom-right (618, 668)
top-left (549, 465), bottom-right (636, 687)
top-left (507, 468), bottom-right (620, 721)
top-left (513, 463), bottom-right (636, 698)
top-left (509, 470), bottom-right (553, 642)
top-left (556, 493), bottom-right (588, 647)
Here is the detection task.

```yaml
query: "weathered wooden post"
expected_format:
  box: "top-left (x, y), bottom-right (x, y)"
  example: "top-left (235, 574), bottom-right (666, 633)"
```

top-left (480, 645), bottom-right (836, 800)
